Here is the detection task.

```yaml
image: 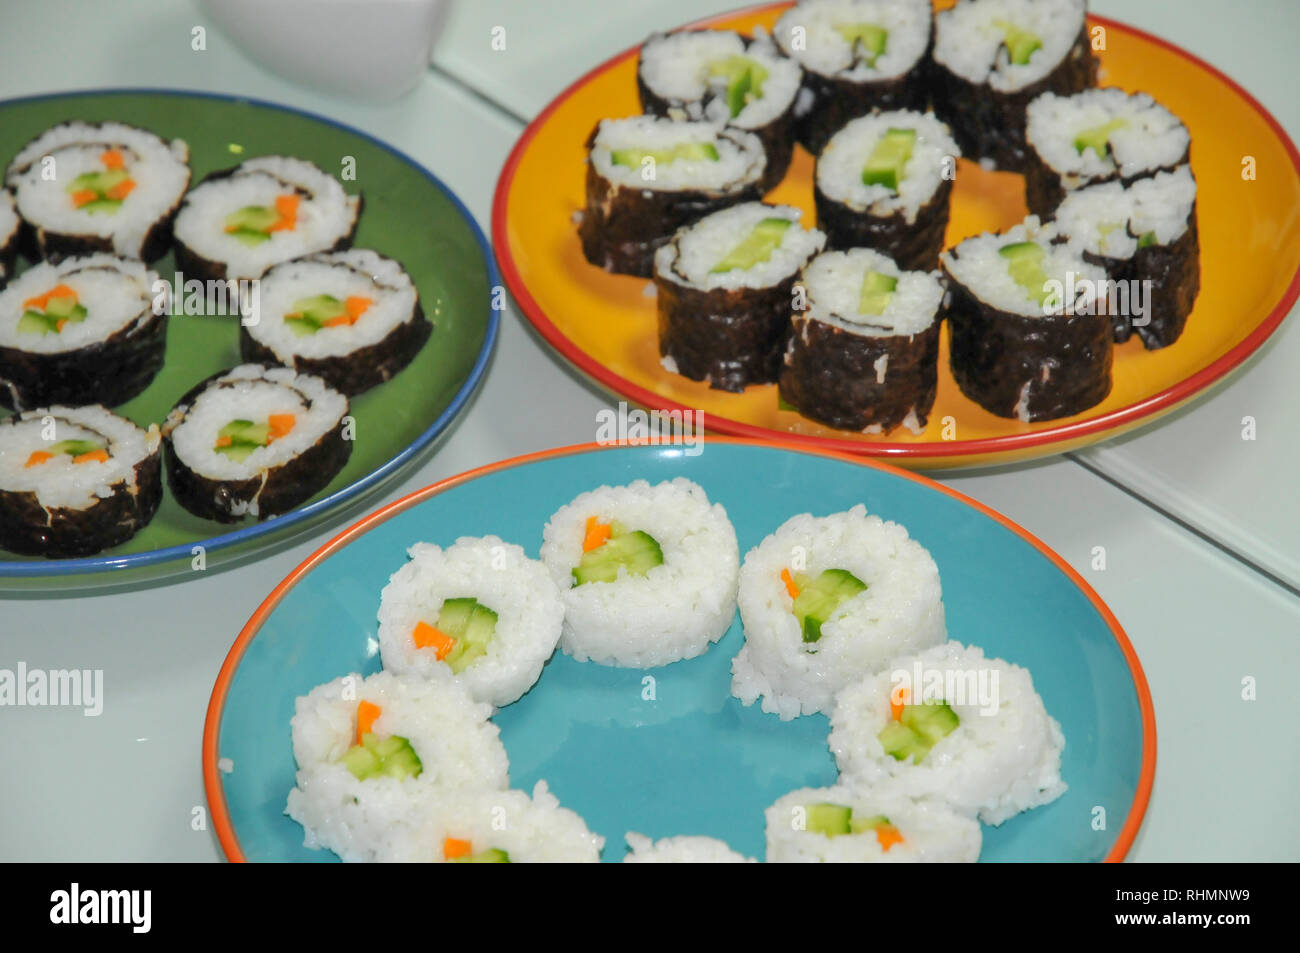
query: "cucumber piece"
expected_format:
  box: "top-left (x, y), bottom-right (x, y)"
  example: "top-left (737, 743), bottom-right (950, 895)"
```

top-left (791, 568), bottom-right (867, 643)
top-left (708, 56), bottom-right (769, 118)
top-left (462, 604), bottom-right (499, 646)
top-left (341, 733), bottom-right (422, 780)
top-left (878, 721), bottom-right (927, 762)
top-left (218, 419), bottom-right (272, 445)
top-left (69, 171), bottom-right (103, 192)
top-left (859, 269), bottom-right (898, 316)
top-left (43, 295), bottom-right (79, 319)
top-left (834, 23), bottom-right (888, 65)
top-left (285, 316), bottom-right (320, 337)
top-left (291, 294), bottom-right (346, 324)
top-left (1073, 118), bottom-right (1128, 157)
top-left (1136, 230), bottom-right (1157, 249)
top-left (434, 598), bottom-right (496, 673)
top-left (1000, 23), bottom-right (1042, 65)
top-left (229, 227), bottom-right (270, 246)
top-left (339, 744), bottom-right (382, 780)
top-left (17, 310), bottom-right (56, 335)
top-left (225, 204), bottom-right (280, 233)
top-left (79, 198), bottom-right (122, 215)
top-left (998, 241), bottom-right (1052, 306)
top-left (805, 802), bottom-right (853, 837)
top-left (609, 141), bottom-right (720, 168)
top-left (901, 701), bottom-right (960, 744)
top-left (861, 128), bottom-right (916, 191)
top-left (572, 528), bottom-right (665, 585)
top-left (849, 813), bottom-right (891, 834)
top-left (710, 217), bottom-right (793, 274)
top-left (436, 597), bottom-right (480, 638)
top-left (449, 848), bottom-right (511, 863)
top-left (216, 444), bottom-right (258, 463)
top-left (50, 439), bottom-right (104, 457)
top-left (446, 641), bottom-right (487, 674)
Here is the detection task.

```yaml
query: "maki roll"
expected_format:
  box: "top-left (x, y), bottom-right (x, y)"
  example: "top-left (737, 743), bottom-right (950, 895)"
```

top-left (930, 0), bottom-right (1097, 170)
top-left (3, 121), bottom-right (190, 263)
top-left (829, 641), bottom-right (1067, 825)
top-left (637, 30), bottom-right (803, 193)
top-left (578, 116), bottom-right (766, 277)
top-left (773, 0), bottom-right (934, 155)
top-left (814, 110), bottom-right (960, 271)
top-left (540, 478), bottom-right (740, 668)
top-left (1024, 88), bottom-right (1191, 218)
top-left (654, 202), bottom-right (825, 392)
top-left (286, 671), bottom-right (510, 863)
top-left (779, 248), bottom-right (944, 434)
top-left (730, 505), bottom-right (946, 721)
top-left (239, 249), bottom-right (430, 395)
top-left (1054, 166), bottom-right (1199, 348)
top-left (0, 405), bottom-right (162, 558)
top-left (765, 786), bottom-right (981, 862)
top-left (161, 364), bottom-right (350, 523)
top-left (0, 254), bottom-right (167, 411)
top-left (378, 536), bottom-right (566, 708)
top-left (623, 833), bottom-right (757, 863)
top-left (172, 156), bottom-right (361, 283)
top-left (941, 217), bottom-right (1112, 421)
top-left (1, 190), bottom-right (19, 283)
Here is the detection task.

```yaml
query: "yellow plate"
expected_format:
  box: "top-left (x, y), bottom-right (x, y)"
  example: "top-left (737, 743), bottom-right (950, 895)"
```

top-left (493, 2), bottom-right (1300, 468)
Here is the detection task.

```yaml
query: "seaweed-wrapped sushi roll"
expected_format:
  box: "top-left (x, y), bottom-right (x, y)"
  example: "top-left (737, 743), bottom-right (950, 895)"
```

top-left (161, 364), bottom-right (350, 522)
top-left (239, 249), bottom-right (430, 395)
top-left (1024, 88), bottom-right (1191, 218)
top-left (378, 536), bottom-right (566, 708)
top-left (0, 405), bottom-right (162, 558)
top-left (814, 110), bottom-right (960, 271)
top-left (773, 0), bottom-right (934, 155)
top-left (4, 121), bottom-right (190, 263)
top-left (929, 0), bottom-right (1097, 170)
top-left (654, 202), bottom-right (825, 392)
top-left (638, 30), bottom-right (802, 193)
top-left (1, 190), bottom-right (19, 283)
top-left (578, 116), bottom-right (766, 277)
top-left (172, 156), bottom-right (361, 283)
top-left (623, 833), bottom-right (757, 863)
top-left (942, 217), bottom-right (1112, 420)
top-left (0, 254), bottom-right (167, 410)
top-left (779, 249), bottom-right (943, 434)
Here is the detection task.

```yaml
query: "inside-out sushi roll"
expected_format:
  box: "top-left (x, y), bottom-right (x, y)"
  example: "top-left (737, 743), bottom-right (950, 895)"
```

top-left (637, 30), bottom-right (803, 193)
top-left (0, 405), bottom-right (161, 558)
top-left (239, 249), bottom-right (430, 395)
top-left (779, 248), bottom-right (943, 434)
top-left (1, 189), bottom-right (19, 283)
top-left (654, 202), bottom-right (825, 392)
top-left (730, 504), bottom-right (946, 721)
top-left (623, 832), bottom-right (757, 863)
top-left (377, 781), bottom-right (604, 863)
top-left (814, 110), bottom-right (960, 271)
top-left (161, 363), bottom-right (350, 522)
top-left (578, 116), bottom-right (766, 277)
top-left (829, 640), bottom-right (1067, 825)
top-left (0, 254), bottom-right (167, 411)
top-left (930, 0), bottom-right (1097, 170)
top-left (1054, 165), bottom-right (1199, 348)
top-left (941, 216), bottom-right (1112, 421)
top-left (378, 536), bottom-right (566, 708)
top-left (773, 0), bottom-right (934, 155)
top-left (765, 785), bottom-right (982, 862)
top-left (172, 156), bottom-right (361, 283)
top-left (3, 121), bottom-right (191, 263)
top-left (540, 478), bottom-right (740, 668)
top-left (1024, 88), bottom-right (1191, 219)
top-left (286, 670), bottom-right (510, 863)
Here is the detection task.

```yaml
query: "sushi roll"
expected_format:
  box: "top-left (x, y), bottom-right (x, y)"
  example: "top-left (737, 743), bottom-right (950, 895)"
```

top-left (730, 505), bottom-right (946, 721)
top-left (829, 640), bottom-right (1067, 825)
top-left (1024, 88), bottom-right (1191, 219)
top-left (285, 670), bottom-right (510, 863)
top-left (654, 202), bottom-right (825, 392)
top-left (637, 30), bottom-right (803, 192)
top-left (161, 364), bottom-right (350, 523)
top-left (239, 249), bottom-right (431, 396)
top-left (814, 110), bottom-right (960, 271)
top-left (0, 254), bottom-right (167, 411)
top-left (623, 833), bottom-right (757, 863)
top-left (1, 189), bottom-right (19, 283)
top-left (1054, 166), bottom-right (1199, 348)
top-left (377, 781), bottom-right (605, 863)
top-left (0, 405), bottom-right (161, 558)
top-left (3, 121), bottom-right (190, 263)
top-left (377, 536), bottom-right (566, 708)
top-left (540, 478), bottom-right (740, 668)
top-left (172, 156), bottom-right (361, 283)
top-left (778, 249), bottom-right (944, 434)
top-left (930, 0), bottom-right (1097, 170)
top-left (765, 785), bottom-right (981, 862)
top-left (941, 216), bottom-right (1112, 421)
top-left (772, 0), bottom-right (934, 156)
top-left (578, 116), bottom-right (766, 277)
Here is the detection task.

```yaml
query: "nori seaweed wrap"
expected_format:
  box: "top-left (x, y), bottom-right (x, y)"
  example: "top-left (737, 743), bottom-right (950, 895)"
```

top-left (1, 190), bottom-right (20, 284)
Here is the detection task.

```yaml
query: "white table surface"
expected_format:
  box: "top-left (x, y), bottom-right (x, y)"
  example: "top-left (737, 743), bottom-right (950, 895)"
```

top-left (1, 0), bottom-right (1297, 862)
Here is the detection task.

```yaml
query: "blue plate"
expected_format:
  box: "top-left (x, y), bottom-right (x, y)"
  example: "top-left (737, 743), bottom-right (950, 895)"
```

top-left (204, 440), bottom-right (1154, 862)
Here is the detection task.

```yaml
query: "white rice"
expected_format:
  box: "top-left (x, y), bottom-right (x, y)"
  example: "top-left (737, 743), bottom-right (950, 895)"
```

top-left (934, 0), bottom-right (1086, 91)
top-left (1055, 165), bottom-right (1196, 260)
top-left (799, 248), bottom-right (943, 337)
top-left (589, 116), bottom-right (766, 193)
top-left (1128, 165), bottom-right (1197, 246)
top-left (730, 504), bottom-right (946, 720)
top-left (622, 832), bottom-right (756, 863)
top-left (828, 640), bottom-right (1067, 825)
top-left (654, 202), bottom-right (825, 291)
top-left (377, 535), bottom-right (565, 708)
top-left (774, 0), bottom-right (933, 81)
top-left (540, 478), bottom-right (740, 668)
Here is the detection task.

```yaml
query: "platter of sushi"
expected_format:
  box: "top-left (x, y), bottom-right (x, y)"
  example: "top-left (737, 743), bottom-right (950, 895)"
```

top-left (0, 90), bottom-right (498, 588)
top-left (492, 0), bottom-right (1300, 467)
top-left (203, 439), bottom-right (1154, 862)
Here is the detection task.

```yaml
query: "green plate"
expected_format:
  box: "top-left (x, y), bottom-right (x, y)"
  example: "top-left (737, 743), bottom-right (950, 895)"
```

top-left (0, 89), bottom-right (499, 593)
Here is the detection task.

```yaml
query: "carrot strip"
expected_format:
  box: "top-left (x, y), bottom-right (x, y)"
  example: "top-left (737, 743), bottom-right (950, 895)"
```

top-left (355, 700), bottom-right (381, 745)
top-left (443, 837), bottom-right (472, 860)
top-left (71, 189), bottom-right (99, 208)
top-left (72, 449), bottom-right (109, 464)
top-left (24, 285), bottom-right (79, 311)
top-left (582, 516), bottom-right (613, 552)
top-left (344, 296), bottom-right (373, 322)
top-left (322, 314), bottom-right (352, 328)
top-left (412, 621), bottom-right (457, 661)
top-left (889, 686), bottom-right (909, 722)
top-left (876, 824), bottom-right (904, 852)
top-left (266, 193), bottom-right (299, 232)
top-left (780, 568), bottom-right (800, 599)
top-left (104, 178), bottom-right (136, 201)
top-left (100, 149), bottom-right (126, 170)
top-left (266, 414), bottom-right (295, 441)
top-left (24, 451), bottom-right (52, 468)
top-left (215, 434), bottom-right (232, 448)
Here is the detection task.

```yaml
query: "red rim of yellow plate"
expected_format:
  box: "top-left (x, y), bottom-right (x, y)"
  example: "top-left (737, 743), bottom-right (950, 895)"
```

top-left (202, 436), bottom-right (1156, 863)
top-left (491, 3), bottom-right (1300, 461)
